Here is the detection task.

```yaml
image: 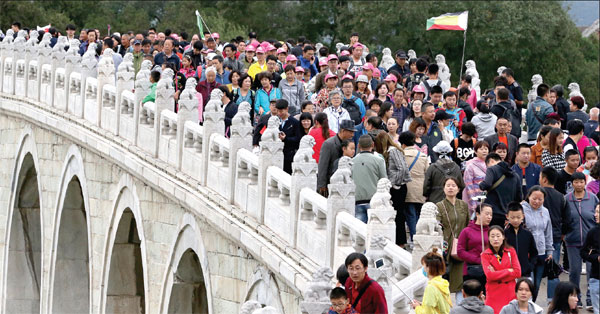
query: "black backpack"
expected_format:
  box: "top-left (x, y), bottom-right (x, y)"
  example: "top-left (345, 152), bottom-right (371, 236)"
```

top-left (494, 102), bottom-right (522, 138)
top-left (342, 97), bottom-right (362, 125)
top-left (423, 79), bottom-right (442, 101)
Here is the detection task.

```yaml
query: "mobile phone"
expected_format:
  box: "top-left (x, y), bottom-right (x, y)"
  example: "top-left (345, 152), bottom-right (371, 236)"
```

top-left (375, 258), bottom-right (384, 269)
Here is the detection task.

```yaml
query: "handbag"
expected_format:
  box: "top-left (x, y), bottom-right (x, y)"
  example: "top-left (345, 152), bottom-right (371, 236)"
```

top-left (466, 264), bottom-right (485, 278)
top-left (441, 202), bottom-right (462, 261)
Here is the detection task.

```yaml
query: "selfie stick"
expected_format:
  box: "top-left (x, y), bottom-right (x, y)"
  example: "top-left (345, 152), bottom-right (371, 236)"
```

top-left (472, 194), bottom-right (487, 252)
top-left (375, 259), bottom-right (415, 303)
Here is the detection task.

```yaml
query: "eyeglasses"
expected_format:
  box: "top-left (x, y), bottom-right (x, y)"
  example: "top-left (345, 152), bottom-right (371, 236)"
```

top-left (331, 302), bottom-right (347, 308)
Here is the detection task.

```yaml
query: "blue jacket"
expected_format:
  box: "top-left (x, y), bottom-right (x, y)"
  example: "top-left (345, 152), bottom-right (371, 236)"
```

top-left (298, 56), bottom-right (318, 78)
top-left (511, 162), bottom-right (541, 196)
top-left (525, 97), bottom-right (553, 141)
top-left (565, 190), bottom-right (599, 247)
top-left (254, 87), bottom-right (282, 115)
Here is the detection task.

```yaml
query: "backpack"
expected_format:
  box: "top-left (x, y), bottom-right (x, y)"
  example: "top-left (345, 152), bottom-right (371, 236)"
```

top-left (423, 79), bottom-right (442, 101)
top-left (494, 102), bottom-right (522, 138)
top-left (406, 73), bottom-right (427, 92)
top-left (342, 96), bottom-right (362, 125)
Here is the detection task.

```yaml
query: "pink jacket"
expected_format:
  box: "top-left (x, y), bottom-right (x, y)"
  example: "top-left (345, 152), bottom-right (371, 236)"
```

top-left (457, 221), bottom-right (489, 275)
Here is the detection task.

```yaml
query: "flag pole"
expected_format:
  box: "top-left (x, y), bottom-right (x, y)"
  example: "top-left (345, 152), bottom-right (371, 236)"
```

top-left (196, 10), bottom-right (217, 45)
top-left (457, 28), bottom-right (467, 89)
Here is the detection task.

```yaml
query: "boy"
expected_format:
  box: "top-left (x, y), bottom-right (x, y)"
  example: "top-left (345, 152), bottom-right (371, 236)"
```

top-left (329, 287), bottom-right (358, 314)
top-left (141, 70), bottom-right (161, 104)
top-left (504, 202), bottom-right (538, 279)
top-left (443, 91), bottom-right (467, 138)
top-left (451, 122), bottom-right (476, 171)
top-left (555, 150), bottom-right (581, 195)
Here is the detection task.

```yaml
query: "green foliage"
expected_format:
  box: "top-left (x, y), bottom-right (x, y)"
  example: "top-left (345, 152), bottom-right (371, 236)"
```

top-left (2, 1), bottom-right (597, 104)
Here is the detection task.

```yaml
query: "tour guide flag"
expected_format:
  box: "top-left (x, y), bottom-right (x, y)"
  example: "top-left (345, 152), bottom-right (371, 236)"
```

top-left (426, 11), bottom-right (468, 31)
top-left (195, 10), bottom-right (203, 35)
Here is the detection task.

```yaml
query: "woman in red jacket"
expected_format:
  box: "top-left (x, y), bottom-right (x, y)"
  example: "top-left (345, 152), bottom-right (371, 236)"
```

top-left (481, 225), bottom-right (521, 314)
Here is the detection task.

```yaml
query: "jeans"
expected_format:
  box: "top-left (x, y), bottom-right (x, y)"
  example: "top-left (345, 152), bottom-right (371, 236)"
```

top-left (566, 246), bottom-right (592, 305)
top-left (590, 278), bottom-right (599, 314)
top-left (547, 241), bottom-right (562, 301)
top-left (355, 203), bottom-right (370, 223)
top-left (531, 254), bottom-right (546, 302)
top-left (405, 203), bottom-right (422, 241)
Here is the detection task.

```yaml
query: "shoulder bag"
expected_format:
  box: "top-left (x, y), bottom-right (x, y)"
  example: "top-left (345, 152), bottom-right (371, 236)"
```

top-left (441, 202), bottom-right (461, 261)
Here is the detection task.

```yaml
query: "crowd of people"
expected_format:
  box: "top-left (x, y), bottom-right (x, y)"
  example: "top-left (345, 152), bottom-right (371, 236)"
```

top-left (5, 21), bottom-right (600, 314)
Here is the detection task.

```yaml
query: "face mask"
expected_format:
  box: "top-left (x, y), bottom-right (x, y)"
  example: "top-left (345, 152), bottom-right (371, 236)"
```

top-left (422, 267), bottom-right (428, 277)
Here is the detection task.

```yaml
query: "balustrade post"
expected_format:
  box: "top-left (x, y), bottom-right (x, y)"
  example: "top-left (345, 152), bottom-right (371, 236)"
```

top-left (366, 178), bottom-right (397, 249)
top-left (291, 135), bottom-right (318, 247)
top-left (326, 156), bottom-right (355, 268)
top-left (24, 30), bottom-right (39, 100)
top-left (228, 102), bottom-right (253, 203)
top-left (65, 39), bottom-right (81, 111)
top-left (115, 52), bottom-right (134, 136)
top-left (411, 202), bottom-right (444, 272)
top-left (255, 116), bottom-right (284, 223)
top-left (133, 60), bottom-right (153, 145)
top-left (366, 235), bottom-right (396, 313)
top-left (1, 32), bottom-right (15, 94)
top-left (96, 48), bottom-right (115, 126)
top-left (50, 36), bottom-right (68, 106)
top-left (0, 29), bottom-right (13, 91)
top-left (12, 30), bottom-right (27, 96)
top-left (80, 43), bottom-right (98, 119)
top-left (37, 33), bottom-right (53, 102)
top-left (201, 89), bottom-right (225, 185)
top-left (154, 68), bottom-right (175, 157)
top-left (299, 267), bottom-right (334, 314)
top-left (176, 78), bottom-right (199, 170)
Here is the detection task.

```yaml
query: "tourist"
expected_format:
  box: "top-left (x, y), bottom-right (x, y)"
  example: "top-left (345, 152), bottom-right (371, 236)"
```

top-left (585, 108), bottom-right (599, 137)
top-left (275, 100), bottom-right (301, 174)
top-left (458, 204), bottom-right (492, 294)
top-left (588, 162), bottom-right (600, 195)
top-left (351, 112), bottom-right (378, 148)
top-left (548, 281), bottom-right (580, 314)
top-left (451, 122), bottom-right (477, 171)
top-left (581, 204), bottom-right (599, 314)
top-left (132, 39), bottom-right (144, 75)
top-left (457, 87), bottom-right (475, 122)
top-left (484, 117), bottom-right (518, 165)
top-left (254, 71), bottom-right (281, 117)
top-left (309, 112), bottom-right (335, 162)
top-left (401, 99), bottom-right (422, 132)
top-left (498, 278), bottom-right (543, 314)
top-left (555, 150), bottom-right (581, 195)
top-left (400, 131), bottom-right (428, 242)
top-left (421, 63), bottom-right (448, 101)
top-left (449, 279), bottom-right (494, 314)
top-left (316, 74), bottom-right (340, 112)
top-left (370, 83), bottom-right (392, 104)
top-left (154, 37), bottom-right (180, 70)
top-left (344, 253), bottom-right (387, 314)
top-left (247, 47), bottom-right (268, 79)
top-left (471, 100), bottom-right (497, 140)
top-left (542, 127), bottom-right (566, 171)
top-left (436, 177), bottom-right (469, 297)
top-left (525, 84), bottom-right (553, 144)
top-left (232, 74), bottom-right (255, 120)
top-left (530, 125), bottom-right (552, 167)
top-left (511, 144), bottom-right (541, 196)
top-left (392, 88), bottom-right (409, 128)
top-left (223, 43), bottom-right (243, 72)
top-left (225, 70), bottom-right (241, 92)
top-left (565, 172), bottom-right (598, 308)
top-left (179, 55), bottom-right (196, 79)
top-left (410, 248), bottom-right (452, 314)
top-left (492, 142), bottom-right (509, 164)
top-left (408, 117), bottom-right (428, 155)
top-left (388, 50), bottom-right (410, 80)
top-left (219, 86), bottom-right (237, 138)
top-left (577, 146), bottom-right (598, 180)
top-left (355, 74), bottom-right (371, 105)
top-left (463, 141), bottom-right (489, 214)
top-left (479, 153), bottom-right (522, 226)
top-left (240, 45), bottom-right (255, 71)
top-left (280, 65), bottom-right (305, 116)
top-left (294, 101), bottom-right (315, 120)
top-left (142, 70), bottom-right (161, 104)
top-left (423, 141), bottom-right (464, 203)
top-left (352, 135), bottom-right (387, 223)
top-left (328, 287), bottom-right (358, 314)
top-left (374, 132), bottom-right (411, 246)
top-left (252, 99), bottom-right (278, 148)
top-left (429, 110), bottom-right (453, 160)
top-left (341, 79), bottom-right (366, 125)
top-left (387, 117), bottom-right (400, 142)
top-left (298, 45), bottom-right (318, 78)
top-left (443, 91), bottom-right (466, 138)
top-left (563, 119), bottom-right (585, 157)
top-left (377, 101), bottom-right (393, 131)
top-left (323, 90), bottom-right (351, 133)
top-left (315, 54), bottom-right (344, 93)
top-left (481, 226), bottom-right (521, 313)
top-left (567, 96), bottom-right (589, 123)
top-left (299, 113), bottom-right (313, 136)
top-left (317, 120), bottom-right (355, 197)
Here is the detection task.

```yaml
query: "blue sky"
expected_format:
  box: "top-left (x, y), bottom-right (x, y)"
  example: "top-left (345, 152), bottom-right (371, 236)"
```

top-left (563, 1), bottom-right (600, 26)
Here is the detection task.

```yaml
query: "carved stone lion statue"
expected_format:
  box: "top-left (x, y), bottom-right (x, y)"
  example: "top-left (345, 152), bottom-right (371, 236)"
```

top-left (407, 49), bottom-right (417, 60)
top-left (2, 30), bottom-right (14, 43)
top-left (531, 74), bottom-right (543, 86)
top-left (82, 43), bottom-right (97, 60)
top-left (232, 101), bottom-right (252, 126)
top-left (240, 300), bottom-right (262, 314)
top-left (568, 82), bottom-right (583, 98)
top-left (157, 68), bottom-right (174, 90)
top-left (303, 267), bottom-right (333, 302)
top-left (379, 47), bottom-right (395, 71)
top-left (52, 36), bottom-right (68, 53)
top-left (27, 30), bottom-right (39, 46)
top-left (436, 54), bottom-right (451, 87)
top-left (369, 178), bottom-right (393, 209)
top-left (180, 78), bottom-right (197, 101)
top-left (39, 32), bottom-right (52, 47)
top-left (292, 135), bottom-right (316, 163)
top-left (368, 235), bottom-right (392, 272)
top-left (497, 66), bottom-right (507, 76)
top-left (416, 202), bottom-right (442, 236)
top-left (330, 156), bottom-right (353, 184)
top-left (335, 42), bottom-right (344, 54)
top-left (261, 116), bottom-right (281, 142)
top-left (204, 88), bottom-right (224, 113)
top-left (67, 39), bottom-right (80, 56)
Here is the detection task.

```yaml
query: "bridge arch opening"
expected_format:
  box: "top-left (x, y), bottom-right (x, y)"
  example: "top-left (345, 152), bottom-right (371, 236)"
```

top-left (106, 208), bottom-right (145, 313)
top-left (168, 248), bottom-right (209, 314)
top-left (52, 176), bottom-right (90, 313)
top-left (5, 153), bottom-right (42, 313)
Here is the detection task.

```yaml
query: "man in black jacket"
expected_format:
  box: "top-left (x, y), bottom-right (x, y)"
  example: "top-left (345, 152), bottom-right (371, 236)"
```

top-left (479, 153), bottom-right (523, 227)
top-left (275, 99), bottom-right (301, 174)
top-left (483, 117), bottom-right (519, 165)
top-left (551, 85), bottom-right (570, 130)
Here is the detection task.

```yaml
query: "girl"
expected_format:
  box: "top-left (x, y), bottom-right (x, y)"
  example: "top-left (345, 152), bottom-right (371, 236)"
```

top-left (548, 281), bottom-right (580, 314)
top-left (402, 100), bottom-right (423, 132)
top-left (436, 177), bottom-right (470, 296)
top-left (299, 112), bottom-right (313, 136)
top-left (411, 248), bottom-right (452, 314)
top-left (179, 55), bottom-right (197, 78)
top-left (457, 203), bottom-right (492, 295)
top-left (498, 278), bottom-right (543, 314)
top-left (408, 117), bottom-right (429, 156)
top-left (520, 186), bottom-right (553, 302)
top-left (463, 141), bottom-right (490, 214)
top-left (308, 113), bottom-right (335, 163)
top-left (481, 226), bottom-right (521, 314)
top-left (542, 127), bottom-right (565, 171)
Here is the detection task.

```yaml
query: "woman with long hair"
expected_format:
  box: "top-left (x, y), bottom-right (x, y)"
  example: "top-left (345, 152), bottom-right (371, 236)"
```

top-left (530, 125), bottom-right (552, 166)
top-left (378, 101), bottom-right (394, 131)
top-left (308, 112), bottom-right (335, 163)
top-left (374, 132), bottom-right (411, 247)
top-left (481, 226), bottom-right (521, 313)
top-left (436, 177), bottom-right (470, 298)
top-left (548, 281), bottom-right (580, 314)
top-left (542, 127), bottom-right (566, 171)
top-left (402, 100), bottom-right (423, 132)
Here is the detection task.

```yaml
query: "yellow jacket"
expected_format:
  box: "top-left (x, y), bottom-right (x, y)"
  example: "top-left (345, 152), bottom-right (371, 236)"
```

top-left (247, 61), bottom-right (267, 79)
top-left (415, 276), bottom-right (452, 314)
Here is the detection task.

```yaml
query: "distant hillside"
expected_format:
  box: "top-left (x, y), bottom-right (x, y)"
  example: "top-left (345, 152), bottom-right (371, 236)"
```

top-left (563, 1), bottom-right (600, 26)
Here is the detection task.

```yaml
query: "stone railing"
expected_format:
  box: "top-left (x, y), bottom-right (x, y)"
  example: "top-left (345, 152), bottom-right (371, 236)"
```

top-left (0, 35), bottom-right (442, 313)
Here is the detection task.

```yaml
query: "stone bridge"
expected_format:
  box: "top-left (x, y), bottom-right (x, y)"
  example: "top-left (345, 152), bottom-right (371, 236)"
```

top-left (0, 31), bottom-right (434, 313)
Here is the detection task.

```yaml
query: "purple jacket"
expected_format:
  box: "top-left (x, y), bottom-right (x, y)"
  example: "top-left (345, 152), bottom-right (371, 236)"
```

top-left (457, 221), bottom-right (489, 275)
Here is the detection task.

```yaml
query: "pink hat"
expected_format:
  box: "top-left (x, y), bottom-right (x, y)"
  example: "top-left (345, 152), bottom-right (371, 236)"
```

top-left (342, 74), bottom-right (354, 80)
top-left (352, 42), bottom-right (363, 49)
top-left (319, 59), bottom-right (328, 67)
top-left (327, 54), bottom-right (338, 61)
top-left (256, 47), bottom-right (266, 54)
top-left (267, 44), bottom-right (276, 51)
top-left (325, 73), bottom-right (338, 81)
top-left (362, 63), bottom-right (375, 71)
top-left (211, 32), bottom-right (220, 39)
top-left (260, 41), bottom-right (270, 49)
top-left (340, 50), bottom-right (351, 56)
top-left (245, 45), bottom-right (256, 52)
top-left (373, 68), bottom-right (381, 78)
top-left (295, 66), bottom-right (305, 73)
top-left (277, 48), bottom-right (287, 54)
top-left (412, 85), bottom-right (425, 93)
top-left (384, 74), bottom-right (397, 82)
top-left (285, 55), bottom-right (298, 62)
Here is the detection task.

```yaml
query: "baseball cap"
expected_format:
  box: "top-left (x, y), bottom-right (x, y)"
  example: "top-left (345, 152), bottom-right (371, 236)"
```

top-left (277, 48), bottom-right (287, 54)
top-left (206, 53), bottom-right (217, 60)
top-left (352, 42), bottom-right (363, 49)
top-left (133, 39), bottom-right (142, 45)
top-left (327, 54), bottom-right (338, 62)
top-left (412, 85), bottom-right (425, 93)
top-left (384, 74), bottom-right (397, 82)
top-left (267, 44), bottom-right (277, 51)
top-left (356, 75), bottom-right (369, 83)
top-left (339, 119), bottom-right (357, 131)
top-left (245, 45), bottom-right (256, 52)
top-left (295, 66), bottom-right (305, 73)
top-left (373, 68), bottom-right (381, 78)
top-left (285, 55), bottom-right (298, 62)
top-left (341, 74), bottom-right (354, 80)
top-left (211, 32), bottom-right (220, 39)
top-left (340, 50), bottom-right (351, 56)
top-left (395, 50), bottom-right (408, 59)
top-left (256, 47), bottom-right (265, 54)
top-left (434, 110), bottom-right (454, 121)
top-left (319, 59), bottom-right (328, 67)
top-left (362, 63), bottom-right (375, 71)
top-left (325, 73), bottom-right (338, 81)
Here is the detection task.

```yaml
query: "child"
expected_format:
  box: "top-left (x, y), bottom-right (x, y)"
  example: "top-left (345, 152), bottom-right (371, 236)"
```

top-left (504, 202), bottom-right (538, 280)
top-left (141, 70), bottom-right (161, 104)
top-left (577, 146), bottom-right (598, 182)
top-left (328, 287), bottom-right (358, 314)
top-left (179, 55), bottom-right (196, 78)
top-left (411, 248), bottom-right (452, 314)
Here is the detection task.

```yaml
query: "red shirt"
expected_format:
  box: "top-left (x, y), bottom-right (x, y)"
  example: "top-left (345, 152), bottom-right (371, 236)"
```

top-left (344, 274), bottom-right (387, 314)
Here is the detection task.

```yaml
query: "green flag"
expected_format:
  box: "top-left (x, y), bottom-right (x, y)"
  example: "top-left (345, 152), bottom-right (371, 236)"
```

top-left (195, 10), bottom-right (203, 35)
